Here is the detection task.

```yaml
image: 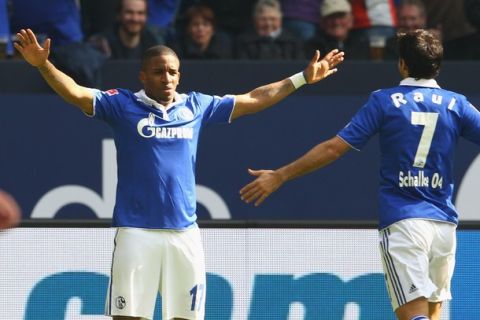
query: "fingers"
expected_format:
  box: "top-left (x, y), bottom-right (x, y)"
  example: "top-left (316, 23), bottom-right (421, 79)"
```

top-left (43, 38), bottom-right (51, 52)
top-left (325, 68), bottom-right (338, 78)
top-left (240, 183), bottom-right (269, 205)
top-left (254, 194), bottom-right (269, 207)
top-left (310, 50), bottom-right (321, 64)
top-left (16, 30), bottom-right (27, 44)
top-left (242, 188), bottom-right (264, 204)
top-left (330, 51), bottom-right (345, 68)
top-left (239, 181), bottom-right (256, 199)
top-left (248, 168), bottom-right (262, 176)
top-left (13, 42), bottom-right (24, 54)
top-left (322, 50), bottom-right (344, 68)
top-left (26, 29), bottom-right (39, 45)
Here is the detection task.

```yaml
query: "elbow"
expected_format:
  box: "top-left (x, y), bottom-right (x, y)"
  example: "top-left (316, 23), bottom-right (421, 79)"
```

top-left (325, 139), bottom-right (348, 161)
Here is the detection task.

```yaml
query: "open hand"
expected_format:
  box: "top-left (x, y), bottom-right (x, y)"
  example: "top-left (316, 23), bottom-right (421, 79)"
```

top-left (240, 169), bottom-right (284, 206)
top-left (14, 29), bottom-right (51, 67)
top-left (304, 49), bottom-right (344, 84)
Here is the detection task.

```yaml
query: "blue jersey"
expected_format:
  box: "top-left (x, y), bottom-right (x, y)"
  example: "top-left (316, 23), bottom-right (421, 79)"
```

top-left (90, 89), bottom-right (235, 229)
top-left (338, 78), bottom-right (480, 229)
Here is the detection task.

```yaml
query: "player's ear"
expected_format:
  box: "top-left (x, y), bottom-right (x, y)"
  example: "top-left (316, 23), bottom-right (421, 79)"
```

top-left (139, 70), bottom-right (146, 85)
top-left (398, 58), bottom-right (408, 78)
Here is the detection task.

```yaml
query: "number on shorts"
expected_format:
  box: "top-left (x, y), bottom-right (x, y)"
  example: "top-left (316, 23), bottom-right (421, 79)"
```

top-left (190, 284), bottom-right (205, 311)
top-left (411, 112), bottom-right (439, 168)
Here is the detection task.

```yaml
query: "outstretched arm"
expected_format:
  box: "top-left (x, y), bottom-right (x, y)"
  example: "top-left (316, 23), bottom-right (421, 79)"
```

top-left (240, 136), bottom-right (351, 206)
top-left (230, 49), bottom-right (344, 121)
top-left (14, 29), bottom-right (94, 114)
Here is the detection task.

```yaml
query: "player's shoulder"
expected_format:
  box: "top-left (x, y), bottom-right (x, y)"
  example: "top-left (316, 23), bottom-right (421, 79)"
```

top-left (184, 91), bottom-right (218, 105)
top-left (94, 88), bottom-right (134, 102)
top-left (101, 88), bottom-right (133, 98)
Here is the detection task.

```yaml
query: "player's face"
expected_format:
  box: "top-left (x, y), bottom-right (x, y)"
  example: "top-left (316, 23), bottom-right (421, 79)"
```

top-left (321, 12), bottom-right (353, 41)
top-left (398, 5), bottom-right (426, 31)
top-left (254, 7), bottom-right (282, 37)
top-left (140, 53), bottom-right (180, 105)
top-left (118, 0), bottom-right (147, 36)
top-left (188, 16), bottom-right (214, 48)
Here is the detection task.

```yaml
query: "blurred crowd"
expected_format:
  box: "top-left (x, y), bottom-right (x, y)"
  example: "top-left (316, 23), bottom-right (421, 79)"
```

top-left (1, 0), bottom-right (479, 85)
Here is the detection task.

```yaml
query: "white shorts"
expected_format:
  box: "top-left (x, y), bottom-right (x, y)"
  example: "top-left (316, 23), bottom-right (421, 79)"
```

top-left (379, 219), bottom-right (456, 311)
top-left (105, 226), bottom-right (206, 320)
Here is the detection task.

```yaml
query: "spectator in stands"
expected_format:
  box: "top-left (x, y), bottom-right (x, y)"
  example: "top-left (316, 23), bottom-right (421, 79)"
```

top-left (280, 0), bottom-right (322, 41)
top-left (423, 0), bottom-right (477, 59)
top-left (349, 0), bottom-right (397, 60)
top-left (170, 4), bottom-right (232, 59)
top-left (235, 0), bottom-right (304, 60)
top-left (349, 0), bottom-right (398, 41)
top-left (383, 0), bottom-right (433, 60)
top-left (197, 0), bottom-right (257, 37)
top-left (89, 0), bottom-right (163, 60)
top-left (305, 0), bottom-right (370, 60)
top-left (10, 0), bottom-right (105, 86)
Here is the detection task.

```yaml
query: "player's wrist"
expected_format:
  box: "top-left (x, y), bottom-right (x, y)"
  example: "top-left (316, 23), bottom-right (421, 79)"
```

top-left (289, 71), bottom-right (307, 89)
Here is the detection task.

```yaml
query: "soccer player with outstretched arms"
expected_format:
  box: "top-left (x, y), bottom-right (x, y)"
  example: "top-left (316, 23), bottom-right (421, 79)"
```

top-left (14, 28), bottom-right (343, 320)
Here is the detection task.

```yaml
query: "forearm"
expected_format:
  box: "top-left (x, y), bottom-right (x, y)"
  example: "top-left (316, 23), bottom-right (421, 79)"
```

top-left (38, 61), bottom-right (79, 101)
top-left (277, 137), bottom-right (348, 183)
top-left (37, 60), bottom-right (93, 112)
top-left (232, 77), bottom-right (298, 119)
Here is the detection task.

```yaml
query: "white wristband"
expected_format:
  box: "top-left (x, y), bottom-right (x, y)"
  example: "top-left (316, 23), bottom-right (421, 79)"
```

top-left (289, 71), bottom-right (307, 89)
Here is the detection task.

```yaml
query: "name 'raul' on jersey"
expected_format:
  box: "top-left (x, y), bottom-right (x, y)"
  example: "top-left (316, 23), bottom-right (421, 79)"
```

top-left (390, 90), bottom-right (453, 189)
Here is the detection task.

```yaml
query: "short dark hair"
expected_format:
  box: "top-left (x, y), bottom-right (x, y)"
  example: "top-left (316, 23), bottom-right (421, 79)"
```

top-left (397, 29), bottom-right (443, 79)
top-left (141, 45), bottom-right (179, 69)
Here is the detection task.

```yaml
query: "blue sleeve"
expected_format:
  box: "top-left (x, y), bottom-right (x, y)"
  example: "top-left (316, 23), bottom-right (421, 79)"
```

top-left (337, 92), bottom-right (383, 150)
top-left (194, 93), bottom-right (235, 125)
top-left (460, 98), bottom-right (480, 146)
top-left (89, 88), bottom-right (125, 124)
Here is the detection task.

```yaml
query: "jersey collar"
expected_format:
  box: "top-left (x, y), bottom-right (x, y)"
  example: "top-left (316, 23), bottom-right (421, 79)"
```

top-left (134, 90), bottom-right (184, 110)
top-left (399, 77), bottom-right (441, 88)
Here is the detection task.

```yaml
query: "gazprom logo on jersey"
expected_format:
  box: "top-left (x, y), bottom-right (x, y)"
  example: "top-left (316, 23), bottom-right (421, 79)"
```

top-left (137, 112), bottom-right (194, 139)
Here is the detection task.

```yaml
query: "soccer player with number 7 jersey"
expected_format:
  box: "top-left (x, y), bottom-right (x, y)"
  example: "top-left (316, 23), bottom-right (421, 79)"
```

top-left (241, 29), bottom-right (480, 320)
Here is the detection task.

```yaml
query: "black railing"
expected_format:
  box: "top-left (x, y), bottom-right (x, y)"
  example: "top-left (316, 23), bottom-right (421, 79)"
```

top-left (18, 219), bottom-right (480, 229)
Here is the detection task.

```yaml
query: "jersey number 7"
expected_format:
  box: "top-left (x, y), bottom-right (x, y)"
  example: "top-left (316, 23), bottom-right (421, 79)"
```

top-left (411, 112), bottom-right (439, 168)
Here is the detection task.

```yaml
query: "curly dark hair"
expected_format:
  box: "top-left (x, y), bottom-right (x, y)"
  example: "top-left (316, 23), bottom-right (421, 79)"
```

top-left (397, 29), bottom-right (443, 79)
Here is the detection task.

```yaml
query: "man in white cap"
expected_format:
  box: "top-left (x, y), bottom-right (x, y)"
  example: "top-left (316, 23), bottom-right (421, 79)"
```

top-left (305, 0), bottom-right (370, 59)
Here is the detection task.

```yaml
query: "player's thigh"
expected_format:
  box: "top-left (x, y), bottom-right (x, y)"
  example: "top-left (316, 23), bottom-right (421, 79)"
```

top-left (107, 228), bottom-right (162, 319)
top-left (161, 227), bottom-right (206, 320)
top-left (379, 220), bottom-right (437, 311)
top-left (429, 222), bottom-right (456, 303)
